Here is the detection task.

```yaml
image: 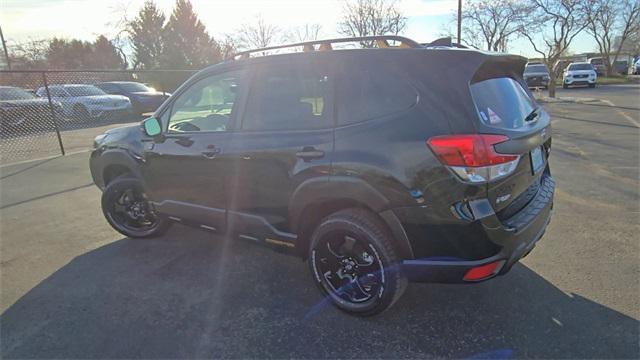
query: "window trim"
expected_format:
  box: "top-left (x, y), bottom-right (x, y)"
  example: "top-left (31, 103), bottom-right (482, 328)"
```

top-left (334, 63), bottom-right (420, 127)
top-left (161, 67), bottom-right (249, 135)
top-left (239, 58), bottom-right (336, 132)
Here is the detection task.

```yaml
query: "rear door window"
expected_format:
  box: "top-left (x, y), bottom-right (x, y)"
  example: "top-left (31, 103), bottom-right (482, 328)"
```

top-left (469, 77), bottom-right (535, 130)
top-left (337, 62), bottom-right (417, 125)
top-left (242, 61), bottom-right (332, 131)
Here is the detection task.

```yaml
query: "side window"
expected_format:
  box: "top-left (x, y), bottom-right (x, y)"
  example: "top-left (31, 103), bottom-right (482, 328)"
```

top-left (49, 87), bottom-right (66, 97)
top-left (242, 62), bottom-right (331, 131)
top-left (337, 62), bottom-right (418, 125)
top-left (99, 84), bottom-right (117, 93)
top-left (168, 70), bottom-right (245, 133)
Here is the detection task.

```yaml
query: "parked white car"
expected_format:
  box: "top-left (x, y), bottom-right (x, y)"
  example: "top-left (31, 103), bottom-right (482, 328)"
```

top-left (562, 62), bottom-right (597, 89)
top-left (36, 84), bottom-right (132, 120)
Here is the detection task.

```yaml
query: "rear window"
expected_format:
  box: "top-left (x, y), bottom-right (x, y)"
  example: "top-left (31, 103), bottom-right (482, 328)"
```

top-left (524, 65), bottom-right (548, 73)
top-left (336, 65), bottom-right (417, 126)
top-left (470, 77), bottom-right (535, 130)
top-left (569, 64), bottom-right (593, 71)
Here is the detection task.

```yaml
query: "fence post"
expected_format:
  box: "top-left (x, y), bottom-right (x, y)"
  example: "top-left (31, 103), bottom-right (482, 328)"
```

top-left (41, 72), bottom-right (65, 156)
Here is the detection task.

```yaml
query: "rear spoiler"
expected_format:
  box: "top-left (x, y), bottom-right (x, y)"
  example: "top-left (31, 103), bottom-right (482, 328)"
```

top-left (421, 37), bottom-right (468, 49)
top-left (470, 54), bottom-right (528, 84)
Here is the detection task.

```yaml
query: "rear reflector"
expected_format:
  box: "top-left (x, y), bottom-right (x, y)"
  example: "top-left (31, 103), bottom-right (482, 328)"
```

top-left (427, 134), bottom-right (519, 183)
top-left (463, 260), bottom-right (504, 281)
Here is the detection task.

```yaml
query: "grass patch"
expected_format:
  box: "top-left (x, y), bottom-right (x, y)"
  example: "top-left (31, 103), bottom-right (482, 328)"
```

top-left (554, 76), bottom-right (636, 86)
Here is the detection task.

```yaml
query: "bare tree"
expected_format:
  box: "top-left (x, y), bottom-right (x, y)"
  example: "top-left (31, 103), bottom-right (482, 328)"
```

top-left (338, 0), bottom-right (407, 47)
top-left (519, 0), bottom-right (591, 97)
top-left (587, 0), bottom-right (640, 76)
top-left (461, 0), bottom-right (534, 52)
top-left (236, 15), bottom-right (282, 51)
top-left (7, 39), bottom-right (49, 69)
top-left (287, 23), bottom-right (323, 43)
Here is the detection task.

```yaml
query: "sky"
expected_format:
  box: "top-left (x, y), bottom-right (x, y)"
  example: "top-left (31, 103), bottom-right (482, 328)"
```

top-left (1, 0), bottom-right (597, 58)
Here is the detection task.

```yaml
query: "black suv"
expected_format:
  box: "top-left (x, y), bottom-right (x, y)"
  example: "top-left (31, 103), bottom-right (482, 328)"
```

top-left (90, 36), bottom-right (554, 316)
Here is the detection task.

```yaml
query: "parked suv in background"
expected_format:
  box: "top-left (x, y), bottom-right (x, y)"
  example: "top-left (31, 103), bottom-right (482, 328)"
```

top-left (90, 36), bottom-right (554, 316)
top-left (523, 63), bottom-right (550, 89)
top-left (36, 84), bottom-right (131, 120)
top-left (96, 82), bottom-right (169, 116)
top-left (563, 62), bottom-right (597, 88)
top-left (0, 86), bottom-right (62, 133)
top-left (588, 57), bottom-right (605, 75)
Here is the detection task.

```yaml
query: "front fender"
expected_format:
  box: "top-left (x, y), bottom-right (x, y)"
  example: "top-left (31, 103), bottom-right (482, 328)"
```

top-left (90, 148), bottom-right (143, 190)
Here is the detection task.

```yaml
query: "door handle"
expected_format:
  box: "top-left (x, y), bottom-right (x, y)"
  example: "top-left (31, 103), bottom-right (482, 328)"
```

top-left (202, 146), bottom-right (221, 159)
top-left (296, 146), bottom-right (324, 161)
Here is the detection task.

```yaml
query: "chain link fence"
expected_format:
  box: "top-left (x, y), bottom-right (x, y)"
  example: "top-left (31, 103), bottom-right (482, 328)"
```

top-left (0, 70), bottom-right (196, 165)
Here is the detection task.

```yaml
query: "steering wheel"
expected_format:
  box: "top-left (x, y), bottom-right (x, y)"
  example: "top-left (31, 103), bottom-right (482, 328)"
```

top-left (170, 121), bottom-right (201, 132)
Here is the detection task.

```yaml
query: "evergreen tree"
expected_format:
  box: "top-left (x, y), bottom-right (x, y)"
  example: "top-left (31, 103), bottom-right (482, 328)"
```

top-left (90, 35), bottom-right (125, 69)
top-left (47, 38), bottom-right (93, 69)
top-left (160, 0), bottom-right (221, 69)
top-left (128, 1), bottom-right (166, 69)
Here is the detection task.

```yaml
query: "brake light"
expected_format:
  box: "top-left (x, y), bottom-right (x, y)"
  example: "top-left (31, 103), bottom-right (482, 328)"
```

top-left (427, 134), bottom-right (520, 183)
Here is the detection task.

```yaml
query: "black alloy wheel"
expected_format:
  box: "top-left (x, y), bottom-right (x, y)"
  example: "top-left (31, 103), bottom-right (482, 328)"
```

top-left (101, 177), bottom-right (169, 238)
top-left (309, 208), bottom-right (407, 316)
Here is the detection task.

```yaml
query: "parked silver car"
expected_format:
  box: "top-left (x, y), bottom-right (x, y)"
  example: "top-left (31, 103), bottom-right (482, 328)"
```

top-left (36, 84), bottom-right (131, 120)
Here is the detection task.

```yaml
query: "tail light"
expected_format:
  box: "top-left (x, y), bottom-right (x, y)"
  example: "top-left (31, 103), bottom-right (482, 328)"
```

top-left (427, 134), bottom-right (520, 183)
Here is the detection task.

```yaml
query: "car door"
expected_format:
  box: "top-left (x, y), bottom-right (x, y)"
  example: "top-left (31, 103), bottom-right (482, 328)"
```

top-left (225, 57), bottom-right (334, 243)
top-left (141, 68), bottom-right (248, 232)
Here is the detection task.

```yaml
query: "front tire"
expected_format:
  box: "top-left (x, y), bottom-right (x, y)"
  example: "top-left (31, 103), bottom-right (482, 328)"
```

top-left (589, 83), bottom-right (596, 88)
top-left (101, 177), bottom-right (170, 238)
top-left (308, 208), bottom-right (407, 316)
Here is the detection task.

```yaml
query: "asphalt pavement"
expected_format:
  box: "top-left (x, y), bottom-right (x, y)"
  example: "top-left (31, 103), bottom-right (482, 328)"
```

top-left (0, 85), bottom-right (638, 358)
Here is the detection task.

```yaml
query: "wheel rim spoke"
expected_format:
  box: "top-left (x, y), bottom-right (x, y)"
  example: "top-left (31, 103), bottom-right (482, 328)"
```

top-left (314, 231), bottom-right (384, 305)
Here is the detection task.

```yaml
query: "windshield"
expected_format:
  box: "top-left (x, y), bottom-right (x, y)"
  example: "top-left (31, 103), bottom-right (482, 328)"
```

top-left (524, 65), bottom-right (549, 73)
top-left (568, 64), bottom-right (593, 71)
top-left (0, 87), bottom-right (36, 101)
top-left (470, 77), bottom-right (536, 130)
top-left (118, 82), bottom-right (153, 93)
top-left (65, 86), bottom-right (106, 97)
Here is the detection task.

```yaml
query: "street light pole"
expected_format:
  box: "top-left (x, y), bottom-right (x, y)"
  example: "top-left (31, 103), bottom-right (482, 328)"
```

top-left (457, 0), bottom-right (462, 46)
top-left (0, 25), bottom-right (11, 70)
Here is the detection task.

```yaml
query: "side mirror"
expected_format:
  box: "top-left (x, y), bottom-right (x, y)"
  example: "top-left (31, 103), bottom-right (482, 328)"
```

top-left (142, 117), bottom-right (162, 137)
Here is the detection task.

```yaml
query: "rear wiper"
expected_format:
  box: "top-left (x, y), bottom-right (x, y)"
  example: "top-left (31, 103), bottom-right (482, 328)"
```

top-left (524, 107), bottom-right (539, 122)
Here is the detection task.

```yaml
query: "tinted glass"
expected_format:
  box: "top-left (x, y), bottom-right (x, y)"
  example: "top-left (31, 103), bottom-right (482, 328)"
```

top-left (337, 63), bottom-right (417, 125)
top-left (568, 64), bottom-right (593, 71)
top-left (0, 87), bottom-right (36, 100)
top-left (168, 70), bottom-right (244, 133)
top-left (524, 65), bottom-right (549, 73)
top-left (470, 77), bottom-right (536, 130)
top-left (243, 62), bottom-right (331, 131)
top-left (66, 86), bottom-right (106, 96)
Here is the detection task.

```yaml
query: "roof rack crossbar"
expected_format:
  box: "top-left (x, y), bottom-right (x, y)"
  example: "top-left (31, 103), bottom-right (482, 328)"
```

top-left (232, 35), bottom-right (421, 60)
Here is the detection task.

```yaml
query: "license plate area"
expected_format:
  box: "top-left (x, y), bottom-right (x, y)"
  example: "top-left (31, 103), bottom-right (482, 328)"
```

top-left (530, 146), bottom-right (545, 174)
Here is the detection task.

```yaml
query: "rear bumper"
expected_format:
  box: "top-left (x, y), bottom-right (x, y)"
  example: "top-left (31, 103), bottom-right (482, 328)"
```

top-left (401, 173), bottom-right (555, 283)
top-left (525, 78), bottom-right (549, 87)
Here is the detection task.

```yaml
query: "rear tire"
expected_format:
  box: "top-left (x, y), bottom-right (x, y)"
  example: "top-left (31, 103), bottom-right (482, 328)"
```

top-left (563, 84), bottom-right (569, 89)
top-left (101, 176), bottom-right (170, 238)
top-left (73, 104), bottom-right (90, 121)
top-left (308, 208), bottom-right (407, 316)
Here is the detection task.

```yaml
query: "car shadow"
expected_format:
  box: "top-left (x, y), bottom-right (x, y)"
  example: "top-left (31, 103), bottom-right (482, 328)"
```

top-left (1, 226), bottom-right (638, 359)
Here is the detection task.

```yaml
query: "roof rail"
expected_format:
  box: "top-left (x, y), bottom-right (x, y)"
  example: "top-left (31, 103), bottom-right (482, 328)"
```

top-left (232, 35), bottom-right (422, 60)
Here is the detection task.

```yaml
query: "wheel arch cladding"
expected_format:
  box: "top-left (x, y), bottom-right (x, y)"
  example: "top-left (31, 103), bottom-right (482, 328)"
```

top-left (289, 176), bottom-right (414, 260)
top-left (98, 150), bottom-right (144, 186)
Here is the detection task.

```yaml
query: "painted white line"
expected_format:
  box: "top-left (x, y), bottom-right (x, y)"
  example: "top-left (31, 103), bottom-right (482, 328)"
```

top-left (601, 99), bottom-right (640, 128)
top-left (0, 149), bottom-right (90, 169)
